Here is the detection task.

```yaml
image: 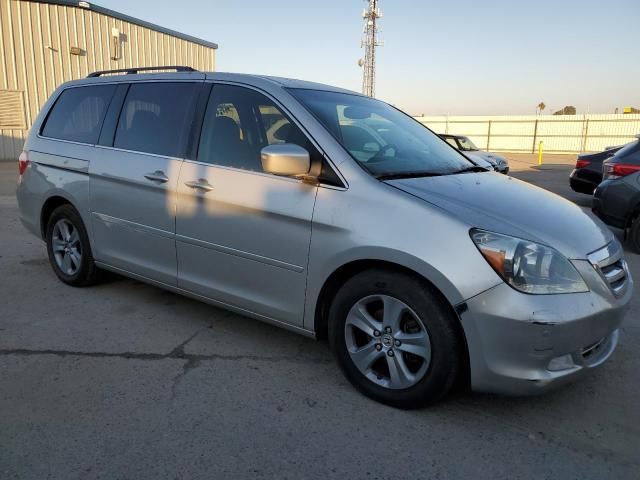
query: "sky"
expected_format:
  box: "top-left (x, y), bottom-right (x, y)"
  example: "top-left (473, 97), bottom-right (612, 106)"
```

top-left (98, 0), bottom-right (640, 116)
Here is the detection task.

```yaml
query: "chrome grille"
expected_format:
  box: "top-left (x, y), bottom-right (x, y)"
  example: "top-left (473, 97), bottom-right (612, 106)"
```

top-left (587, 241), bottom-right (630, 297)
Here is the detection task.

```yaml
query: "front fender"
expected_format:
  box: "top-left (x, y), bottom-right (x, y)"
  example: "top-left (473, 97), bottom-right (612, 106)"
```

top-left (302, 180), bottom-right (503, 333)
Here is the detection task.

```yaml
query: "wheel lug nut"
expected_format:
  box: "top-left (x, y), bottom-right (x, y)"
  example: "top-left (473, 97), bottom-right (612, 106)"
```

top-left (385, 327), bottom-right (392, 333)
top-left (387, 349), bottom-right (394, 357)
top-left (395, 340), bottom-right (401, 347)
top-left (375, 343), bottom-right (382, 351)
top-left (373, 330), bottom-right (381, 337)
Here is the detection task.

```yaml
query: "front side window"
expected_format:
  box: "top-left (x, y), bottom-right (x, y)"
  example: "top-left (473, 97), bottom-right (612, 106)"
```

top-left (289, 89), bottom-right (474, 178)
top-left (114, 82), bottom-right (200, 157)
top-left (42, 85), bottom-right (116, 144)
top-left (198, 84), bottom-right (322, 174)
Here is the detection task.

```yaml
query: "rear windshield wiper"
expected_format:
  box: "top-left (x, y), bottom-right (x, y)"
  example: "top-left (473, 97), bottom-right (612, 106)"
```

top-left (375, 171), bottom-right (444, 180)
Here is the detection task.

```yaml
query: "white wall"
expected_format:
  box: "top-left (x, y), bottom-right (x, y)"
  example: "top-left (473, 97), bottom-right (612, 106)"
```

top-left (415, 114), bottom-right (640, 153)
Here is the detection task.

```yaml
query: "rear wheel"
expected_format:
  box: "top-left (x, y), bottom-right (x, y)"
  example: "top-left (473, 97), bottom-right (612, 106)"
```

top-left (328, 269), bottom-right (463, 409)
top-left (45, 204), bottom-right (100, 286)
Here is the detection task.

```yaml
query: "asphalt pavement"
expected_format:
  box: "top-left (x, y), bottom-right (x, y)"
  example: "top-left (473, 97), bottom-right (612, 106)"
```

top-left (0, 159), bottom-right (638, 479)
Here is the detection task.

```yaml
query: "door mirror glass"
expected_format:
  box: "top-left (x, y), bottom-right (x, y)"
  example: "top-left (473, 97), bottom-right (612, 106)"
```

top-left (261, 144), bottom-right (310, 176)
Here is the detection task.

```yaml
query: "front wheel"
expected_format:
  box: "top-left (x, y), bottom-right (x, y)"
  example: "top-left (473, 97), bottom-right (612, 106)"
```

top-left (328, 269), bottom-right (463, 409)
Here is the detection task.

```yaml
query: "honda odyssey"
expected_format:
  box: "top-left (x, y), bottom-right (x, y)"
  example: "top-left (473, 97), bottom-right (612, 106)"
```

top-left (16, 67), bottom-right (632, 408)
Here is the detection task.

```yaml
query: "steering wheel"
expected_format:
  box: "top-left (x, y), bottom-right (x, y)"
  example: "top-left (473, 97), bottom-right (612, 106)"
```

top-left (367, 143), bottom-right (398, 163)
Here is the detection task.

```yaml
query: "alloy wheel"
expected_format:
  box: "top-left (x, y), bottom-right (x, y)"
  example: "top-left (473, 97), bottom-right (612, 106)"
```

top-left (344, 294), bottom-right (432, 390)
top-left (51, 218), bottom-right (82, 276)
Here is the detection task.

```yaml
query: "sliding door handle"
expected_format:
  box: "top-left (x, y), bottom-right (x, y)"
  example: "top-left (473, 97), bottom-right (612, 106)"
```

top-left (144, 171), bottom-right (169, 183)
top-left (185, 179), bottom-right (214, 192)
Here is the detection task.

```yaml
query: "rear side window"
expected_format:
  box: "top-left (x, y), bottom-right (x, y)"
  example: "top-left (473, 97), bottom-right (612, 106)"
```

top-left (114, 82), bottom-right (200, 157)
top-left (41, 85), bottom-right (116, 144)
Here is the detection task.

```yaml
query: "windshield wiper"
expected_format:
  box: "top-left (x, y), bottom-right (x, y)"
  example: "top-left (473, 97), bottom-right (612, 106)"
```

top-left (375, 171), bottom-right (444, 180)
top-left (448, 165), bottom-right (489, 175)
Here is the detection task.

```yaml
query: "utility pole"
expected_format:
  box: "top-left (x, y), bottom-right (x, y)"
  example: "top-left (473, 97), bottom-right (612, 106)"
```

top-left (359, 0), bottom-right (383, 97)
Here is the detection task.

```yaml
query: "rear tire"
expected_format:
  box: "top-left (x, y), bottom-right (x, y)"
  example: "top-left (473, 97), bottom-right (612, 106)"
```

top-left (328, 269), bottom-right (463, 409)
top-left (45, 204), bottom-right (101, 287)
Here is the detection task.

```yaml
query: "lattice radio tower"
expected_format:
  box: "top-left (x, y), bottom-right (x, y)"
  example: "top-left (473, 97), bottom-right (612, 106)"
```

top-left (359, 0), bottom-right (383, 97)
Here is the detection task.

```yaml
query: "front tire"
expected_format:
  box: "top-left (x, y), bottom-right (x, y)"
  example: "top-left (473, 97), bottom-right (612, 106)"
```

top-left (328, 269), bottom-right (463, 409)
top-left (45, 204), bottom-right (100, 287)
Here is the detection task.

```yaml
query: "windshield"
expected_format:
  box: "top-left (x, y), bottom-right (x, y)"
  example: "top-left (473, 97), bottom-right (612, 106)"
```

top-left (457, 136), bottom-right (479, 151)
top-left (289, 89), bottom-right (474, 178)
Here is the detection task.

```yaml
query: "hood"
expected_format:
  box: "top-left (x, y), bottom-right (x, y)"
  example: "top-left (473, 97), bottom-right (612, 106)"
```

top-left (386, 172), bottom-right (613, 259)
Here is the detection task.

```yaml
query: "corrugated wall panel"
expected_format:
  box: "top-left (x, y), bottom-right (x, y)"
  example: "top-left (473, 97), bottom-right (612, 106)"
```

top-left (0, 1), bottom-right (9, 90)
top-left (0, 0), bottom-right (217, 160)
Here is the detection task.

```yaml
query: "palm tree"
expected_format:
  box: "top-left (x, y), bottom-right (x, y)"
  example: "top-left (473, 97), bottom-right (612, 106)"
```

top-left (537, 102), bottom-right (546, 115)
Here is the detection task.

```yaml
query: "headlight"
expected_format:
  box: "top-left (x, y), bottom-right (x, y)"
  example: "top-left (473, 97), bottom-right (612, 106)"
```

top-left (470, 229), bottom-right (588, 294)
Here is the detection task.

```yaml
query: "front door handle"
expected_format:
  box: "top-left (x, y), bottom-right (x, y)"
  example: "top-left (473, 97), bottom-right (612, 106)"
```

top-left (144, 170), bottom-right (169, 183)
top-left (184, 179), bottom-right (214, 192)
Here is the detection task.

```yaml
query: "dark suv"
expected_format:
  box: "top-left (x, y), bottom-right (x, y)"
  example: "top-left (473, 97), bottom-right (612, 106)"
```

top-left (593, 137), bottom-right (640, 250)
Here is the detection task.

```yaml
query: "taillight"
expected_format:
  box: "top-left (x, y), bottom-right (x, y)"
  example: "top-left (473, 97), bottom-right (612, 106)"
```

top-left (575, 159), bottom-right (590, 169)
top-left (604, 162), bottom-right (640, 180)
top-left (18, 151), bottom-right (30, 175)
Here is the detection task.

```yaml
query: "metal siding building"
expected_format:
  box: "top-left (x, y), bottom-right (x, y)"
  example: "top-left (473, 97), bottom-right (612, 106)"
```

top-left (0, 0), bottom-right (218, 160)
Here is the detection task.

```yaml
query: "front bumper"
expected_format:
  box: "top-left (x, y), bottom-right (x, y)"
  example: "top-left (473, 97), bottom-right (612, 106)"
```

top-left (459, 256), bottom-right (632, 395)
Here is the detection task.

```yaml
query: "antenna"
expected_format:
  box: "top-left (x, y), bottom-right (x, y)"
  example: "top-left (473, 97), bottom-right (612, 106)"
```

top-left (359, 0), bottom-right (383, 97)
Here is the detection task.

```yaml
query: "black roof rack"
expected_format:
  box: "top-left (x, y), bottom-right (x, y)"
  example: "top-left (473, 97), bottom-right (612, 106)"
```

top-left (87, 66), bottom-right (198, 78)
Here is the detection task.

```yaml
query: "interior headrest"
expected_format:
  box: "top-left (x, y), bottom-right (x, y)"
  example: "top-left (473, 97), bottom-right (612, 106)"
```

top-left (212, 116), bottom-right (240, 141)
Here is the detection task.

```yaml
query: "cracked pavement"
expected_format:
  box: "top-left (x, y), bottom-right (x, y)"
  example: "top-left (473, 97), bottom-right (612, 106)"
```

top-left (1, 161), bottom-right (639, 479)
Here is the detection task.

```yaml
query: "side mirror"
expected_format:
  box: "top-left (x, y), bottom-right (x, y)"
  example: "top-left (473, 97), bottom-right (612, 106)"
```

top-left (261, 144), bottom-right (311, 177)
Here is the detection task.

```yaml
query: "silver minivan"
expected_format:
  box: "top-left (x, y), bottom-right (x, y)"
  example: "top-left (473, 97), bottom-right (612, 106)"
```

top-left (16, 67), bottom-right (632, 408)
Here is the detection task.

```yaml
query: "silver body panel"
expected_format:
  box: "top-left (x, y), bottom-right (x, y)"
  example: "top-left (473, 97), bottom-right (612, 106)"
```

top-left (90, 147), bottom-right (183, 285)
top-left (16, 72), bottom-right (633, 396)
top-left (386, 173), bottom-right (615, 259)
top-left (176, 161), bottom-right (317, 324)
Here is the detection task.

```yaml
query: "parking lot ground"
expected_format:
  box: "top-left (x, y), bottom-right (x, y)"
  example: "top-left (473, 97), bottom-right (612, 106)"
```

top-left (1, 161), bottom-right (639, 479)
top-left (505, 152), bottom-right (591, 207)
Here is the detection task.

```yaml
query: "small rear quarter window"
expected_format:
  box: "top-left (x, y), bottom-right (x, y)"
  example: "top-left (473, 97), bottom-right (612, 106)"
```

top-left (41, 85), bottom-right (116, 144)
